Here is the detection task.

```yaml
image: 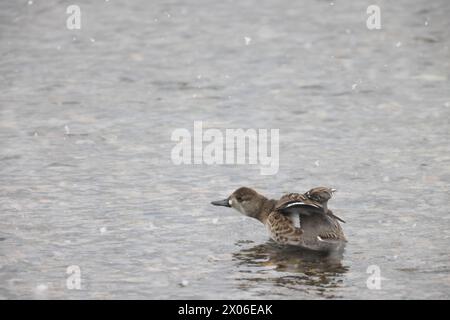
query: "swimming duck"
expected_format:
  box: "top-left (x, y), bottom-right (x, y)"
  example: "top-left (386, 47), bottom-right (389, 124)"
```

top-left (211, 187), bottom-right (346, 252)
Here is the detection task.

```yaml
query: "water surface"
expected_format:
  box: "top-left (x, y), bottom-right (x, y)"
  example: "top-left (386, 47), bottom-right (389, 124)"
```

top-left (0, 0), bottom-right (449, 299)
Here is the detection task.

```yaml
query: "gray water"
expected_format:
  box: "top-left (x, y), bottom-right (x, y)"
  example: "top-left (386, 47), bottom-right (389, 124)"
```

top-left (1, 0), bottom-right (450, 299)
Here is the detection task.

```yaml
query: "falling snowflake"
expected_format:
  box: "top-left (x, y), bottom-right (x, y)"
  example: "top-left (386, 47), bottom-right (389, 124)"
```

top-left (180, 280), bottom-right (189, 287)
top-left (35, 284), bottom-right (48, 292)
top-left (146, 222), bottom-right (157, 230)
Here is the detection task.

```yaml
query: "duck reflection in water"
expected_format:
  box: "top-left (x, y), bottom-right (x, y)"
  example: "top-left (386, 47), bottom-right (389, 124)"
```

top-left (232, 240), bottom-right (349, 297)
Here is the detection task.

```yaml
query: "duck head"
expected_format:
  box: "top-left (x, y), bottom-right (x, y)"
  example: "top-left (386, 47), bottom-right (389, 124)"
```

top-left (211, 187), bottom-right (266, 219)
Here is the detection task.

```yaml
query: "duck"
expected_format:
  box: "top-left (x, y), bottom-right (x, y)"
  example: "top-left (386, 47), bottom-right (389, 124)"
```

top-left (211, 187), bottom-right (346, 252)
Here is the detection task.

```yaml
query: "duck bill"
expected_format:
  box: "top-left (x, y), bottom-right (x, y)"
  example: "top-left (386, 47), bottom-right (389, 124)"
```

top-left (211, 198), bottom-right (231, 207)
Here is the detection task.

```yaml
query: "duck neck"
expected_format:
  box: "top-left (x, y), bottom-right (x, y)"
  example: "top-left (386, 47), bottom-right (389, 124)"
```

top-left (254, 198), bottom-right (277, 224)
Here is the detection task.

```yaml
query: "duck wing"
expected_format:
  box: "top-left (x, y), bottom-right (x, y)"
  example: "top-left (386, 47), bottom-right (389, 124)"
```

top-left (275, 193), bottom-right (324, 216)
top-left (266, 209), bottom-right (346, 251)
top-left (275, 197), bottom-right (346, 241)
top-left (299, 209), bottom-right (346, 242)
top-left (327, 209), bottom-right (346, 223)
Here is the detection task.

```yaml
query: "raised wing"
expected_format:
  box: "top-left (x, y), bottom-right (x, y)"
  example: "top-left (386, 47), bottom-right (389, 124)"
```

top-left (300, 212), bottom-right (347, 242)
top-left (266, 209), bottom-right (346, 250)
top-left (327, 209), bottom-right (346, 223)
top-left (275, 193), bottom-right (324, 214)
